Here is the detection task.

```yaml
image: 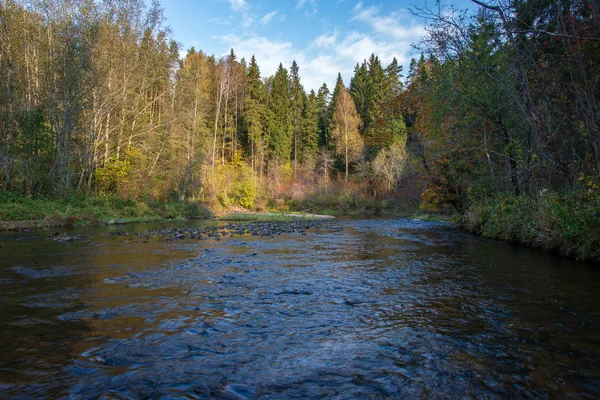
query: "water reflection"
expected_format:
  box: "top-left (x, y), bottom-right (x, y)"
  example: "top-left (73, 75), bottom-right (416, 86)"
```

top-left (0, 219), bottom-right (598, 398)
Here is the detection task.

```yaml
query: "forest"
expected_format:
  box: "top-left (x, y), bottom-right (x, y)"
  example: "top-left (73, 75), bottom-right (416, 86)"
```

top-left (0, 0), bottom-right (599, 260)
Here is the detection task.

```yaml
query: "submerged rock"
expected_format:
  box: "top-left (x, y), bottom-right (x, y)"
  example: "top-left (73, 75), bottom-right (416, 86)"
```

top-left (48, 232), bottom-right (91, 243)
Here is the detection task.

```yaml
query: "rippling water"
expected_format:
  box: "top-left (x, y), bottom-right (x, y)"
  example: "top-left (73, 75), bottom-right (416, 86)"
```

top-left (0, 218), bottom-right (599, 398)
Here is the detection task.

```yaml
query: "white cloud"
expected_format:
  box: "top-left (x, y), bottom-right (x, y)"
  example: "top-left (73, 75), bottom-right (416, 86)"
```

top-left (220, 34), bottom-right (340, 92)
top-left (208, 16), bottom-right (230, 25)
top-left (241, 16), bottom-right (254, 28)
top-left (228, 0), bottom-right (247, 12)
top-left (296, 0), bottom-right (317, 15)
top-left (352, 2), bottom-right (426, 42)
top-left (296, 0), bottom-right (314, 9)
top-left (311, 30), bottom-right (338, 48)
top-left (260, 11), bottom-right (278, 25)
top-left (214, 2), bottom-right (425, 91)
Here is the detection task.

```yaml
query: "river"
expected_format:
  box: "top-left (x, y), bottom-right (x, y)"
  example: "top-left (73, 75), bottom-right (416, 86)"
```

top-left (0, 218), bottom-right (599, 398)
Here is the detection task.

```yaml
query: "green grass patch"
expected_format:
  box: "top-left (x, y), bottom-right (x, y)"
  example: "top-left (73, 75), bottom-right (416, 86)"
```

top-left (0, 192), bottom-right (213, 230)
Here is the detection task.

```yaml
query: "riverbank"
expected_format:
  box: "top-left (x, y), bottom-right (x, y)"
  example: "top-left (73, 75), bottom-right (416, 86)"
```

top-left (0, 192), bottom-right (339, 231)
top-left (459, 191), bottom-right (600, 263)
top-left (0, 193), bottom-right (212, 230)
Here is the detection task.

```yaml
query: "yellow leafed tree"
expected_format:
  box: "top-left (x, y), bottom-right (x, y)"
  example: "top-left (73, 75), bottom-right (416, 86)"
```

top-left (332, 87), bottom-right (364, 181)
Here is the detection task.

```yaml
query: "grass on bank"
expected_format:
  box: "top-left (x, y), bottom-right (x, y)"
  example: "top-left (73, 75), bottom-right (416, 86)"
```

top-left (0, 192), bottom-right (212, 230)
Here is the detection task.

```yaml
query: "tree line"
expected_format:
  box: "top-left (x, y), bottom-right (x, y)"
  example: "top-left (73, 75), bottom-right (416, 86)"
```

top-left (1, 0), bottom-right (599, 241)
top-left (0, 0), bottom-right (409, 208)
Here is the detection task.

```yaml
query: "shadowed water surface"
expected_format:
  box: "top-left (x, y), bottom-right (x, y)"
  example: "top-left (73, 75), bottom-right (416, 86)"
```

top-left (0, 218), bottom-right (599, 398)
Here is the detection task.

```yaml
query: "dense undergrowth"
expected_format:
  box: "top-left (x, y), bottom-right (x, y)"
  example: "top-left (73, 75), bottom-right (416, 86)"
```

top-left (0, 192), bottom-right (212, 230)
top-left (460, 187), bottom-right (600, 262)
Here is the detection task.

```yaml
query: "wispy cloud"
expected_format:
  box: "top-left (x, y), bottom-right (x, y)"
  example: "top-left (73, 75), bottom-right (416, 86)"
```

top-left (208, 16), bottom-right (231, 25)
top-left (311, 30), bottom-right (338, 48)
top-left (352, 2), bottom-right (426, 42)
top-left (241, 15), bottom-right (254, 28)
top-left (228, 0), bottom-right (248, 12)
top-left (296, 0), bottom-right (317, 15)
top-left (296, 0), bottom-right (312, 9)
top-left (260, 10), bottom-right (278, 25)
top-left (214, 1), bottom-right (426, 91)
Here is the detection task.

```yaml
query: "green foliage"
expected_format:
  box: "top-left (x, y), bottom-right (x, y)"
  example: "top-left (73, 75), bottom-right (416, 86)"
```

top-left (301, 90), bottom-right (320, 158)
top-left (316, 83), bottom-right (331, 147)
top-left (214, 154), bottom-right (258, 210)
top-left (267, 63), bottom-right (293, 161)
top-left (230, 178), bottom-right (257, 209)
top-left (462, 187), bottom-right (600, 261)
top-left (94, 157), bottom-right (131, 194)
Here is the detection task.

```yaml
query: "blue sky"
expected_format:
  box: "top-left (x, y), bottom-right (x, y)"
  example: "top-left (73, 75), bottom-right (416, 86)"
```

top-left (159, 0), bottom-right (475, 91)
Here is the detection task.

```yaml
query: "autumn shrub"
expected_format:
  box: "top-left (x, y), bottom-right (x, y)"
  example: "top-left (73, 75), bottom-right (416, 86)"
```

top-left (229, 179), bottom-right (257, 209)
top-left (207, 155), bottom-right (259, 210)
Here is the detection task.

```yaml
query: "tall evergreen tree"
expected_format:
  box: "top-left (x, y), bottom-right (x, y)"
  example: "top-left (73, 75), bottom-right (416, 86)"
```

top-left (349, 61), bottom-right (369, 131)
top-left (267, 63), bottom-right (292, 162)
top-left (385, 57), bottom-right (403, 97)
top-left (243, 55), bottom-right (266, 172)
top-left (316, 83), bottom-right (330, 147)
top-left (301, 89), bottom-right (320, 158)
top-left (364, 53), bottom-right (388, 146)
top-left (327, 73), bottom-right (345, 148)
top-left (289, 60), bottom-right (304, 177)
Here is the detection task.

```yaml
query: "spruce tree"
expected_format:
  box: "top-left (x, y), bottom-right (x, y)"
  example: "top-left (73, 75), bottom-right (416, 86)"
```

top-left (289, 60), bottom-right (305, 177)
top-left (244, 55), bottom-right (266, 172)
top-left (301, 90), bottom-right (320, 158)
top-left (268, 63), bottom-right (293, 162)
top-left (385, 57), bottom-right (403, 97)
top-left (349, 61), bottom-right (369, 131)
top-left (316, 83), bottom-right (330, 147)
top-left (327, 73), bottom-right (345, 147)
top-left (363, 54), bottom-right (389, 150)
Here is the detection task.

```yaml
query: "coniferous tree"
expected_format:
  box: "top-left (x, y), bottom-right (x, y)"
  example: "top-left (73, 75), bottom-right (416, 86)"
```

top-left (268, 63), bottom-right (292, 162)
top-left (364, 53), bottom-right (388, 148)
top-left (243, 55), bottom-right (266, 173)
top-left (327, 73), bottom-right (345, 148)
top-left (349, 61), bottom-right (369, 131)
top-left (385, 57), bottom-right (403, 97)
top-left (316, 83), bottom-right (330, 147)
top-left (301, 90), bottom-right (320, 159)
top-left (289, 60), bottom-right (304, 177)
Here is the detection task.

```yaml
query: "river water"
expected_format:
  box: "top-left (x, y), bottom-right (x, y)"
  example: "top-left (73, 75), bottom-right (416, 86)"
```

top-left (0, 218), bottom-right (599, 398)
